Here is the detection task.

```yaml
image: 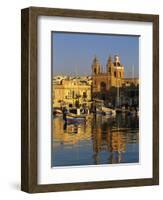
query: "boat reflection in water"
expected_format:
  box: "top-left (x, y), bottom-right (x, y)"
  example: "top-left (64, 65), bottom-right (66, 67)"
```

top-left (52, 113), bottom-right (139, 167)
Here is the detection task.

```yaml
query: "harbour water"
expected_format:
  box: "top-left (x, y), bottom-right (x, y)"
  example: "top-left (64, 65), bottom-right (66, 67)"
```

top-left (52, 113), bottom-right (139, 167)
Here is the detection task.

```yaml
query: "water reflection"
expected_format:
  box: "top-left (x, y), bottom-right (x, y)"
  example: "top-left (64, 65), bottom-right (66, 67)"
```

top-left (52, 114), bottom-right (139, 167)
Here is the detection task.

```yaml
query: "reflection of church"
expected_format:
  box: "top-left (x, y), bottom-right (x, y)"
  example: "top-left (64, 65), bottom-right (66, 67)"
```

top-left (92, 126), bottom-right (126, 164)
top-left (92, 55), bottom-right (124, 93)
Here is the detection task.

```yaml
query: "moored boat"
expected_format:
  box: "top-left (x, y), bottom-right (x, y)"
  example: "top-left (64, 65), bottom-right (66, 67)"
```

top-left (65, 113), bottom-right (86, 123)
top-left (101, 106), bottom-right (116, 116)
top-left (63, 108), bottom-right (86, 124)
top-left (53, 108), bottom-right (63, 116)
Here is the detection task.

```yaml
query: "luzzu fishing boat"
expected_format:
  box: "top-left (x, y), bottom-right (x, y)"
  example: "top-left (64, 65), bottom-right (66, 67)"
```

top-left (65, 113), bottom-right (86, 123)
top-left (95, 106), bottom-right (116, 116)
top-left (64, 108), bottom-right (86, 124)
top-left (101, 106), bottom-right (116, 116)
top-left (53, 108), bottom-right (63, 116)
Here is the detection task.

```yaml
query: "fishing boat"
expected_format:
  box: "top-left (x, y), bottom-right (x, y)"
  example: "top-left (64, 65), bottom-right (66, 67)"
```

top-left (64, 108), bottom-right (86, 124)
top-left (65, 113), bottom-right (86, 123)
top-left (95, 107), bottom-right (102, 115)
top-left (53, 108), bottom-right (63, 116)
top-left (101, 106), bottom-right (116, 116)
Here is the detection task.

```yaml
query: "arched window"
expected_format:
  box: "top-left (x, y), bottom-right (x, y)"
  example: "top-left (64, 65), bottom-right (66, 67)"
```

top-left (94, 68), bottom-right (96, 74)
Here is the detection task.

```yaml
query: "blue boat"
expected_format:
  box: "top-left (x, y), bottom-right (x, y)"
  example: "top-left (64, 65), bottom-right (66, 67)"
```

top-left (65, 113), bottom-right (86, 124)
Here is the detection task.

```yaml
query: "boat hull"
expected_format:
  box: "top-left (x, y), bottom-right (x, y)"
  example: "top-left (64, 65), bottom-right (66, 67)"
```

top-left (66, 118), bottom-right (85, 123)
top-left (64, 114), bottom-right (86, 124)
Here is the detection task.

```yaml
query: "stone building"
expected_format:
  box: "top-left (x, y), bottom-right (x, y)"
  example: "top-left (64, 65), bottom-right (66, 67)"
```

top-left (52, 55), bottom-right (139, 109)
top-left (92, 55), bottom-right (124, 93)
top-left (53, 78), bottom-right (92, 108)
top-left (91, 55), bottom-right (139, 106)
top-left (92, 55), bottom-right (139, 92)
top-left (123, 78), bottom-right (139, 87)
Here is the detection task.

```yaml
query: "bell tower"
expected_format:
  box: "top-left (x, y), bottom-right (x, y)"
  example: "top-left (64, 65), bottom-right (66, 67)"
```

top-left (92, 56), bottom-right (101, 75)
top-left (113, 55), bottom-right (124, 87)
top-left (106, 56), bottom-right (114, 76)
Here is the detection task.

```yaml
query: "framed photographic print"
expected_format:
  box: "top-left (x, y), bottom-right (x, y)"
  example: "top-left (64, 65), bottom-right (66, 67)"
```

top-left (21, 7), bottom-right (159, 193)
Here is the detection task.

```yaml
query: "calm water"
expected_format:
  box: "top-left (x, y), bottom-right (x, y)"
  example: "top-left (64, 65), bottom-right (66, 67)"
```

top-left (52, 113), bottom-right (139, 167)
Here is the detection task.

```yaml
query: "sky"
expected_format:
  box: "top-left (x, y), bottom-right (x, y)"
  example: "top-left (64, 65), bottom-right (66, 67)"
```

top-left (52, 32), bottom-right (139, 78)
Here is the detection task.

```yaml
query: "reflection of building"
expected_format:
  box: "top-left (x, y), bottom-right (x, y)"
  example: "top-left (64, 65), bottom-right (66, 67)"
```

top-left (53, 78), bottom-right (92, 108)
top-left (91, 115), bottom-right (139, 164)
top-left (53, 116), bottom-right (129, 155)
top-left (53, 115), bottom-right (139, 165)
top-left (53, 117), bottom-right (92, 146)
top-left (92, 127), bottom-right (126, 164)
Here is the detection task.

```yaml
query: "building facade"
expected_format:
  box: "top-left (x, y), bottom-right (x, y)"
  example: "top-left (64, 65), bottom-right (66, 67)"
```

top-left (91, 55), bottom-right (139, 106)
top-left (52, 55), bottom-right (139, 109)
top-left (92, 55), bottom-right (124, 93)
top-left (53, 78), bottom-right (92, 108)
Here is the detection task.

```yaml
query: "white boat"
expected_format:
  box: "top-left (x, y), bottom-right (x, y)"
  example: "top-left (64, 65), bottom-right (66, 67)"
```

top-left (53, 108), bottom-right (63, 116)
top-left (101, 106), bottom-right (116, 116)
top-left (64, 108), bottom-right (86, 124)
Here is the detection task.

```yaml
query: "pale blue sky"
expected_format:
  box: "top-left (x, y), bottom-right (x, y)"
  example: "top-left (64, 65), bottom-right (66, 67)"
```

top-left (52, 32), bottom-right (139, 78)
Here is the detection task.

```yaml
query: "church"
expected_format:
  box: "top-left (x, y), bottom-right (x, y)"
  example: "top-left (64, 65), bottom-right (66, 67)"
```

top-left (92, 55), bottom-right (124, 93)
